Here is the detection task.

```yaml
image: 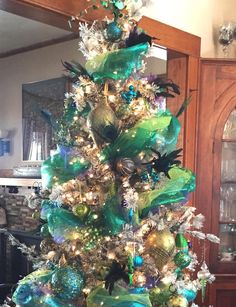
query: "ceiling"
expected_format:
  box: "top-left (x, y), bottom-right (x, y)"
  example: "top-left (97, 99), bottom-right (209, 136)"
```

top-left (0, 10), bottom-right (71, 56)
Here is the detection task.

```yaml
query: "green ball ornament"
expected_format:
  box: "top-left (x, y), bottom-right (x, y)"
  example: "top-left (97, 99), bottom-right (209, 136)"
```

top-left (174, 251), bottom-right (192, 269)
top-left (106, 22), bottom-right (122, 41)
top-left (72, 203), bottom-right (90, 220)
top-left (167, 295), bottom-right (188, 307)
top-left (51, 266), bottom-right (84, 301)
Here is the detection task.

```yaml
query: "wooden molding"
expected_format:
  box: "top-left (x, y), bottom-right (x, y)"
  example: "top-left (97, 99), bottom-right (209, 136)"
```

top-left (139, 16), bottom-right (201, 58)
top-left (0, 0), bottom-right (75, 31)
top-left (0, 32), bottom-right (79, 58)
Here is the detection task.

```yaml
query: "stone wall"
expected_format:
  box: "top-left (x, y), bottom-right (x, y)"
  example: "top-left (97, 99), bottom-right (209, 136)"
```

top-left (0, 187), bottom-right (39, 231)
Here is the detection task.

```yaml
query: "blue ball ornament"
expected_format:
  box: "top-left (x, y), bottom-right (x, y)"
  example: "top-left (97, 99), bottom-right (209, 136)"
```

top-left (178, 288), bottom-right (197, 302)
top-left (51, 266), bottom-right (84, 301)
top-left (151, 172), bottom-right (159, 183)
top-left (133, 255), bottom-right (144, 267)
top-left (121, 84), bottom-right (138, 104)
top-left (141, 172), bottom-right (149, 182)
top-left (107, 22), bottom-right (122, 41)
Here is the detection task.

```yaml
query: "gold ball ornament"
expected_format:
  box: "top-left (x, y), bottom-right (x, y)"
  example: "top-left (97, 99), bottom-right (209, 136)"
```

top-left (145, 229), bottom-right (175, 271)
top-left (167, 295), bottom-right (188, 307)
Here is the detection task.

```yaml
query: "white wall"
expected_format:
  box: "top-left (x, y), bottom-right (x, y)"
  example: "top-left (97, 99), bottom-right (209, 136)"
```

top-left (146, 0), bottom-right (235, 57)
top-left (0, 39), bottom-right (84, 169)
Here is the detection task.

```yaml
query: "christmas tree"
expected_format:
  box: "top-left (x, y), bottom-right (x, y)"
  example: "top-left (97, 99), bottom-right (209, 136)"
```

top-left (10, 1), bottom-right (219, 306)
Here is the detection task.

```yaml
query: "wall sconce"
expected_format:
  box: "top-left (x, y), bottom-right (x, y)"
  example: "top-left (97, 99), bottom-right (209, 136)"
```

top-left (218, 23), bottom-right (235, 54)
top-left (0, 129), bottom-right (10, 156)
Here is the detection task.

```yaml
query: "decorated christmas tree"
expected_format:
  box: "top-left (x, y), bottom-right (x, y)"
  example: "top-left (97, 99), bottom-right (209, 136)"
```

top-left (10, 1), bottom-right (219, 306)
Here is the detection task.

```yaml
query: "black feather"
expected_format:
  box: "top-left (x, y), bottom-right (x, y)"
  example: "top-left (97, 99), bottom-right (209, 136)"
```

top-left (126, 26), bottom-right (155, 47)
top-left (176, 97), bottom-right (191, 118)
top-left (105, 261), bottom-right (129, 295)
top-left (148, 76), bottom-right (180, 98)
top-left (62, 61), bottom-right (91, 80)
top-left (142, 148), bottom-right (182, 178)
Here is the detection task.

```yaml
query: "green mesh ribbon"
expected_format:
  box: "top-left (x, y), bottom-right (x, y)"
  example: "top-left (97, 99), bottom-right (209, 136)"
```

top-left (102, 186), bottom-right (126, 235)
top-left (12, 269), bottom-right (53, 306)
top-left (139, 166), bottom-right (196, 218)
top-left (47, 208), bottom-right (84, 243)
top-left (85, 43), bottom-right (149, 83)
top-left (101, 111), bottom-right (180, 162)
top-left (41, 153), bottom-right (90, 189)
top-left (102, 183), bottom-right (140, 235)
top-left (12, 269), bottom-right (81, 307)
top-left (87, 284), bottom-right (152, 307)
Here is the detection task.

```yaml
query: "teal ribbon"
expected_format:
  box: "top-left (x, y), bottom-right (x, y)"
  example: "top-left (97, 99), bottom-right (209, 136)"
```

top-left (101, 111), bottom-right (180, 162)
top-left (86, 43), bottom-right (149, 83)
top-left (138, 166), bottom-right (196, 218)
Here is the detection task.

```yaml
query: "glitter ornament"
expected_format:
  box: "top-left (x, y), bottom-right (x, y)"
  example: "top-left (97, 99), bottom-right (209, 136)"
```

top-left (145, 229), bottom-right (175, 271)
top-left (116, 157), bottom-right (135, 175)
top-left (167, 295), bottom-right (188, 307)
top-left (51, 266), bottom-right (84, 300)
top-left (133, 255), bottom-right (144, 267)
top-left (174, 251), bottom-right (192, 269)
top-left (175, 233), bottom-right (188, 253)
top-left (106, 22), bottom-right (122, 41)
top-left (149, 282), bottom-right (172, 305)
